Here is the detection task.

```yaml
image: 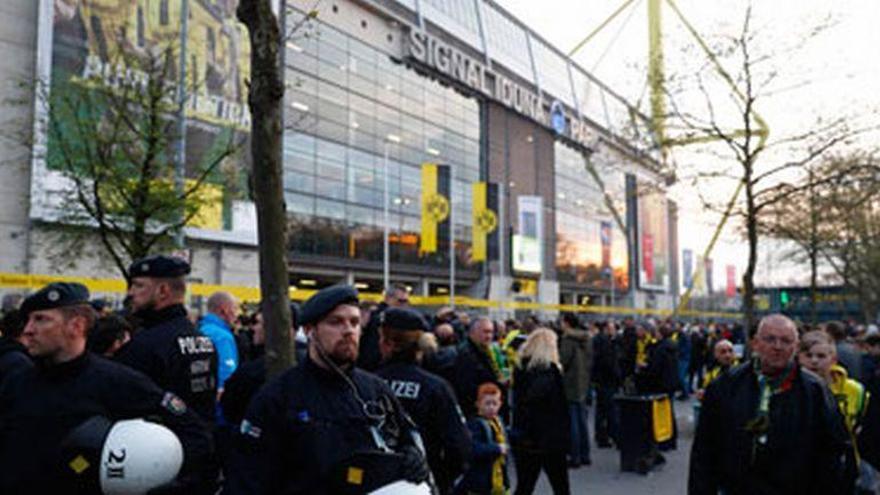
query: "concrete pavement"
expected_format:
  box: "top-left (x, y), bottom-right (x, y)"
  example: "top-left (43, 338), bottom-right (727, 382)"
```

top-left (524, 397), bottom-right (697, 495)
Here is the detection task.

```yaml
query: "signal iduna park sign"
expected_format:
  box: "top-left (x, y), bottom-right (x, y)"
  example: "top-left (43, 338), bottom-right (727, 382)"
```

top-left (404, 28), bottom-right (594, 150)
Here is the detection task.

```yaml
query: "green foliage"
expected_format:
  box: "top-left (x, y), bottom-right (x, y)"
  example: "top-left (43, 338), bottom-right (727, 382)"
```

top-left (44, 46), bottom-right (242, 278)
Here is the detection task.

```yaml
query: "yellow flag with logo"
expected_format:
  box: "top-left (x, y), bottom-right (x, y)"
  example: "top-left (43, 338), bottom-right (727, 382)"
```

top-left (471, 182), bottom-right (498, 262)
top-left (420, 163), bottom-right (450, 253)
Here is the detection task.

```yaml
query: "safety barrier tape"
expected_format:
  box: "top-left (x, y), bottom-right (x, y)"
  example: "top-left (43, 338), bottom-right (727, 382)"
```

top-left (0, 272), bottom-right (741, 319)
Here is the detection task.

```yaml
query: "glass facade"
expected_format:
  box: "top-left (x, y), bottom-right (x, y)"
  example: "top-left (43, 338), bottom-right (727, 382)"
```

top-left (283, 16), bottom-right (481, 272)
top-left (554, 142), bottom-right (629, 290)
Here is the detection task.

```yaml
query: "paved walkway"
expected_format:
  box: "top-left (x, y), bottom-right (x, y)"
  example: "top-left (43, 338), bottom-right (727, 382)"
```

top-left (525, 398), bottom-right (696, 495)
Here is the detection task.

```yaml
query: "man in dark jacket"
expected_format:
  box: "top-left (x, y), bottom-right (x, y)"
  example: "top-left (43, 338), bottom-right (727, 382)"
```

top-left (592, 320), bottom-right (621, 448)
top-left (375, 308), bottom-right (471, 495)
top-left (689, 314), bottom-right (855, 495)
top-left (688, 326), bottom-right (707, 393)
top-left (232, 285), bottom-right (430, 495)
top-left (451, 317), bottom-right (505, 417)
top-left (558, 312), bottom-right (593, 467)
top-left (116, 255), bottom-right (218, 422)
top-left (357, 284), bottom-right (410, 372)
top-left (858, 333), bottom-right (880, 470)
top-left (0, 309), bottom-right (31, 386)
top-left (0, 282), bottom-right (215, 494)
top-left (638, 323), bottom-right (680, 396)
top-left (637, 322), bottom-right (680, 451)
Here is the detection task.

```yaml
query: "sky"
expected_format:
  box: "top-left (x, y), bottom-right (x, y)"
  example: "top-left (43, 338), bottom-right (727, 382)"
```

top-left (498, 0), bottom-right (880, 290)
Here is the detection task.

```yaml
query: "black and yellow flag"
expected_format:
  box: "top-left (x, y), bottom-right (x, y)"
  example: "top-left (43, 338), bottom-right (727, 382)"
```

top-left (420, 163), bottom-right (450, 253)
top-left (471, 181), bottom-right (498, 262)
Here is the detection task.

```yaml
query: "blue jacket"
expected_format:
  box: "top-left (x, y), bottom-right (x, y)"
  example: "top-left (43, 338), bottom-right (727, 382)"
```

top-left (199, 312), bottom-right (239, 390)
top-left (458, 416), bottom-right (508, 494)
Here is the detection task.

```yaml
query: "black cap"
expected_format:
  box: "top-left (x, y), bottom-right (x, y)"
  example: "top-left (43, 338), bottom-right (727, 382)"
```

top-left (381, 308), bottom-right (429, 333)
top-left (20, 282), bottom-right (90, 317)
top-left (299, 285), bottom-right (359, 326)
top-left (128, 255), bottom-right (191, 279)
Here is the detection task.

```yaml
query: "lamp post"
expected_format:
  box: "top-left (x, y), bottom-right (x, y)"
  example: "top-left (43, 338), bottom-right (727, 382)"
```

top-left (174, 0), bottom-right (190, 248)
top-left (383, 134), bottom-right (401, 290)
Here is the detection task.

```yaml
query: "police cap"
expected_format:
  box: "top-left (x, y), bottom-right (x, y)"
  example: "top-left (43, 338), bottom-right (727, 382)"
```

top-left (381, 308), bottom-right (429, 333)
top-left (129, 255), bottom-right (191, 279)
top-left (299, 285), bottom-right (359, 326)
top-left (20, 282), bottom-right (90, 317)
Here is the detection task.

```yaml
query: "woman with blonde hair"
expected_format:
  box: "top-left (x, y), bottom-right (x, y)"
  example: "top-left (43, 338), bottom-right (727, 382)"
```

top-left (511, 328), bottom-right (571, 495)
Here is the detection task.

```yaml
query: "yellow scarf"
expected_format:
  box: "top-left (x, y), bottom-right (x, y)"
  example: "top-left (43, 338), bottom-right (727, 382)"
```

top-left (486, 416), bottom-right (509, 495)
top-left (636, 335), bottom-right (656, 367)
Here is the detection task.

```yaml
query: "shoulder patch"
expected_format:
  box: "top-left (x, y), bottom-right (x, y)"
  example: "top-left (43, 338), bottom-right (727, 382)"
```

top-left (161, 392), bottom-right (188, 416)
top-left (240, 419), bottom-right (262, 439)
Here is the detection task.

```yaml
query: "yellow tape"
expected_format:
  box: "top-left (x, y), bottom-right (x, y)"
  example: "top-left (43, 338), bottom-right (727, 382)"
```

top-left (0, 272), bottom-right (740, 318)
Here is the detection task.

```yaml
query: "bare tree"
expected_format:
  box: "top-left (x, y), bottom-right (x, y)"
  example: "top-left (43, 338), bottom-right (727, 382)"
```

top-left (663, 4), bottom-right (875, 329)
top-left (763, 152), bottom-right (880, 322)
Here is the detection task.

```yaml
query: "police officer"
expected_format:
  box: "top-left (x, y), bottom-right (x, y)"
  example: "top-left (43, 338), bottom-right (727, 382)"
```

top-left (0, 309), bottom-right (32, 386)
top-left (232, 285), bottom-right (430, 495)
top-left (375, 307), bottom-right (471, 495)
top-left (116, 255), bottom-right (219, 422)
top-left (0, 282), bottom-right (215, 494)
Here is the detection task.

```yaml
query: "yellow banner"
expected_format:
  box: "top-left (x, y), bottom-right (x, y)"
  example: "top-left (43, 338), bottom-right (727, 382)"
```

top-left (471, 182), bottom-right (498, 262)
top-left (420, 163), bottom-right (449, 253)
top-left (187, 180), bottom-right (224, 230)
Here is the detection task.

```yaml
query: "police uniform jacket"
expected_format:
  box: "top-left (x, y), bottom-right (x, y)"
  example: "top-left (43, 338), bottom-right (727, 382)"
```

top-left (233, 356), bottom-right (426, 495)
top-left (357, 303), bottom-right (387, 372)
top-left (220, 355), bottom-right (266, 427)
top-left (0, 352), bottom-right (215, 494)
top-left (116, 304), bottom-right (218, 422)
top-left (689, 362), bottom-right (854, 495)
top-left (0, 336), bottom-right (31, 387)
top-left (375, 359), bottom-right (471, 492)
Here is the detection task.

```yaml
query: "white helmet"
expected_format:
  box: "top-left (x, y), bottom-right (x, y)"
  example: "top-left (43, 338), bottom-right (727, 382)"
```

top-left (61, 417), bottom-right (183, 495)
top-left (368, 480), bottom-right (433, 495)
top-left (100, 419), bottom-right (184, 494)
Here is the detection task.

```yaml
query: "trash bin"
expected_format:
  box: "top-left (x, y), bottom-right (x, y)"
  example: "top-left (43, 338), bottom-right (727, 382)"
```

top-left (614, 393), bottom-right (670, 474)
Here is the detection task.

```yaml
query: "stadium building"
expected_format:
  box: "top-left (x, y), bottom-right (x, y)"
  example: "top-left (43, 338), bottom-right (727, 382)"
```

top-left (0, 0), bottom-right (679, 312)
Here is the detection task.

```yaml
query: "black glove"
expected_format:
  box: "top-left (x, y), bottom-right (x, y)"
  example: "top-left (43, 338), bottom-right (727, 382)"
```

top-left (398, 444), bottom-right (431, 483)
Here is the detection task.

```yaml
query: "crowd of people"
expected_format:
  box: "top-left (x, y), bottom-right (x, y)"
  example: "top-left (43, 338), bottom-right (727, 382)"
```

top-left (0, 255), bottom-right (879, 494)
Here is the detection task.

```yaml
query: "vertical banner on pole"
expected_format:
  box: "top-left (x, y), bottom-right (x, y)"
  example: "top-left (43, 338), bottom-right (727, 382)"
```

top-left (705, 257), bottom-right (714, 295)
top-left (471, 182), bottom-right (498, 262)
top-left (726, 265), bottom-right (736, 298)
top-left (420, 163), bottom-right (449, 254)
top-left (683, 249), bottom-right (693, 289)
top-left (600, 220), bottom-right (613, 268)
top-left (694, 255), bottom-right (706, 294)
top-left (513, 196), bottom-right (543, 274)
top-left (642, 233), bottom-right (655, 283)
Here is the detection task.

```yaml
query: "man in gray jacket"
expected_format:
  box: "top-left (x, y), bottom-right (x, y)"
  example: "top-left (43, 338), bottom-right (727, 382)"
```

top-left (559, 312), bottom-right (594, 467)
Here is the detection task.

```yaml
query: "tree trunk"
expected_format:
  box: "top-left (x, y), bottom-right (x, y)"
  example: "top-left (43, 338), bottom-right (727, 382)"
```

top-left (809, 168), bottom-right (818, 326)
top-left (743, 165), bottom-right (758, 333)
top-left (238, 0), bottom-right (294, 379)
top-left (809, 244), bottom-right (818, 325)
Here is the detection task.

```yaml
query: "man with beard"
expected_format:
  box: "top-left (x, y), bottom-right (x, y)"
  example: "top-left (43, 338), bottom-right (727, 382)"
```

top-left (116, 255), bottom-right (219, 422)
top-left (232, 285), bottom-right (430, 495)
top-left (0, 282), bottom-right (215, 494)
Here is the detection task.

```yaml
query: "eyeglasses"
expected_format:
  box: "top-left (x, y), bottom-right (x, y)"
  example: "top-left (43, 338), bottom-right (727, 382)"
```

top-left (396, 298), bottom-right (409, 304)
top-left (758, 335), bottom-right (795, 346)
